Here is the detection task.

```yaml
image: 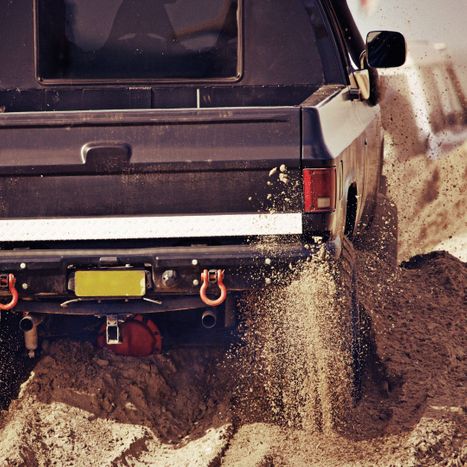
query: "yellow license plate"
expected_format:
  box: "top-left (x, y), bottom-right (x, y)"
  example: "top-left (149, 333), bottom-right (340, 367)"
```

top-left (74, 270), bottom-right (146, 298)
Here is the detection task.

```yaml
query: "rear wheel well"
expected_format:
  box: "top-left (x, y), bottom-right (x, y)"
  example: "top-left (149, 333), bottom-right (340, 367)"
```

top-left (344, 184), bottom-right (358, 238)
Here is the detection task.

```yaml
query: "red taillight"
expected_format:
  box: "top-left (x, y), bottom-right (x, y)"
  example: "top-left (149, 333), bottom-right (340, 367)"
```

top-left (303, 168), bottom-right (336, 212)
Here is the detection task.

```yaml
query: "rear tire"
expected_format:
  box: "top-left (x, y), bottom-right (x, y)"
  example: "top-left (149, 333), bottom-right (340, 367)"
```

top-left (313, 236), bottom-right (364, 432)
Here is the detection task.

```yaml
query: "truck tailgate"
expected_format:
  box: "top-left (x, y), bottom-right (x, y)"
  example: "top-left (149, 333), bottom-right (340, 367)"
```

top-left (0, 108), bottom-right (302, 230)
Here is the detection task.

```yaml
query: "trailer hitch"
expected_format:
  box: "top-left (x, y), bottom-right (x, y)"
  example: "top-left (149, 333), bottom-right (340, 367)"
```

top-left (0, 274), bottom-right (19, 311)
top-left (106, 315), bottom-right (121, 345)
top-left (199, 269), bottom-right (227, 307)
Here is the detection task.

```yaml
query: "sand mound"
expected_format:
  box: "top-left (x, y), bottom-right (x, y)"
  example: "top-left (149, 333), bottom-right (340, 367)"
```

top-left (0, 343), bottom-right (232, 466)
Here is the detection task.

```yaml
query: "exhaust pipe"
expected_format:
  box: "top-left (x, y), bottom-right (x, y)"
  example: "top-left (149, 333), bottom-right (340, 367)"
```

top-left (19, 314), bottom-right (44, 358)
top-left (201, 309), bottom-right (217, 329)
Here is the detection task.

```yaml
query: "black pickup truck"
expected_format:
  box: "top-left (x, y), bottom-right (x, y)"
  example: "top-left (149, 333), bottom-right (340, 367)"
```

top-left (0, 0), bottom-right (405, 421)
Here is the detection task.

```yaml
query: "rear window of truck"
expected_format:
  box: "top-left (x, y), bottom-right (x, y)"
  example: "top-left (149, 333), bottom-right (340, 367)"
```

top-left (36, 0), bottom-right (240, 83)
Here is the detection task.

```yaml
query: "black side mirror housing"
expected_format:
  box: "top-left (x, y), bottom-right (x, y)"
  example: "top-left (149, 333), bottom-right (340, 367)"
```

top-left (366, 31), bottom-right (406, 68)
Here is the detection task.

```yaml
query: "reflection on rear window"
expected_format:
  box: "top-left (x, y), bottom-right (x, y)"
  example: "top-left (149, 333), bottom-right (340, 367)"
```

top-left (36, 0), bottom-right (240, 82)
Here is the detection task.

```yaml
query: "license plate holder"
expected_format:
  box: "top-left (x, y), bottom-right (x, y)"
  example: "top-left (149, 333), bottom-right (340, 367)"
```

top-left (74, 270), bottom-right (146, 298)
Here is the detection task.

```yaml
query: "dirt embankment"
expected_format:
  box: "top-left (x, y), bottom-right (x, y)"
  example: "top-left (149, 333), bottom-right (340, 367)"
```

top-left (0, 143), bottom-right (466, 465)
top-left (0, 344), bottom-right (232, 466)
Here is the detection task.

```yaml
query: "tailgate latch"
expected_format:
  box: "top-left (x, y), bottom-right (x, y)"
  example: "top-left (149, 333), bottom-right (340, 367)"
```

top-left (199, 269), bottom-right (227, 307)
top-left (0, 274), bottom-right (19, 311)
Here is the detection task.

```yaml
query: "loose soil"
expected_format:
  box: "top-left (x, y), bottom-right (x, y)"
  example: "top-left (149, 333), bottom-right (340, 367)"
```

top-left (0, 141), bottom-right (465, 465)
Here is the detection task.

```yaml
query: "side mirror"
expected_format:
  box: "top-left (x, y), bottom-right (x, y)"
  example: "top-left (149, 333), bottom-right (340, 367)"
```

top-left (366, 31), bottom-right (406, 68)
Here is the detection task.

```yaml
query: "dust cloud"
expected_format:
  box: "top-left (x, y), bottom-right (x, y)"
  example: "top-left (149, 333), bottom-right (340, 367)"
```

top-left (382, 136), bottom-right (467, 263)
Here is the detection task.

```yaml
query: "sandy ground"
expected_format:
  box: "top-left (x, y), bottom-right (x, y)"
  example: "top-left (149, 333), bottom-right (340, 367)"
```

top-left (0, 140), bottom-right (466, 464)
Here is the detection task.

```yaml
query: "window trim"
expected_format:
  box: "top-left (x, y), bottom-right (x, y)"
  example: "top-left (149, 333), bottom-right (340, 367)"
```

top-left (319, 0), bottom-right (353, 84)
top-left (313, 0), bottom-right (348, 85)
top-left (33, 0), bottom-right (244, 86)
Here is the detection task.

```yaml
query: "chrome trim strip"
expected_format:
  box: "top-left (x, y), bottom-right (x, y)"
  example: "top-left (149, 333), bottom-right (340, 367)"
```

top-left (0, 213), bottom-right (303, 241)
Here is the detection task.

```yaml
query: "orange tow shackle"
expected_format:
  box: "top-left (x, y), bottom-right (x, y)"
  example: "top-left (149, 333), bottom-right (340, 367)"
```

top-left (0, 274), bottom-right (19, 311)
top-left (199, 269), bottom-right (227, 307)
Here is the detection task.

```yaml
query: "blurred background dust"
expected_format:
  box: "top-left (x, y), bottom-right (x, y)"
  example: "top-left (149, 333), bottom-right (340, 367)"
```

top-left (349, 0), bottom-right (467, 93)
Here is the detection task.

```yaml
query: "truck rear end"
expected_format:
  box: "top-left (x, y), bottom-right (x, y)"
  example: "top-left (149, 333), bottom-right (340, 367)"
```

top-left (0, 0), bottom-right (389, 353)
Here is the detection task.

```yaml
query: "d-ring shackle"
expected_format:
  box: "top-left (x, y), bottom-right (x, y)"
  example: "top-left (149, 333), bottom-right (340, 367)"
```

top-left (199, 269), bottom-right (227, 307)
top-left (0, 274), bottom-right (19, 311)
